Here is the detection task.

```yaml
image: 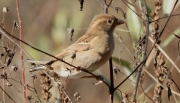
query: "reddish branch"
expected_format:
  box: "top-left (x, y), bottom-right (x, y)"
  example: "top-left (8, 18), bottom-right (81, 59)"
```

top-left (15, 0), bottom-right (26, 102)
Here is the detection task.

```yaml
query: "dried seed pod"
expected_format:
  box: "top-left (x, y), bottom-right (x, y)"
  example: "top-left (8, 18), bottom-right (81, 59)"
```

top-left (74, 92), bottom-right (81, 101)
top-left (6, 82), bottom-right (12, 87)
top-left (13, 20), bottom-right (19, 29)
top-left (27, 95), bottom-right (33, 101)
top-left (1, 72), bottom-right (7, 79)
top-left (67, 28), bottom-right (74, 41)
top-left (78, 0), bottom-right (84, 11)
top-left (113, 66), bottom-right (121, 75)
top-left (11, 65), bottom-right (18, 72)
top-left (3, 6), bottom-right (9, 13)
top-left (71, 50), bottom-right (77, 59)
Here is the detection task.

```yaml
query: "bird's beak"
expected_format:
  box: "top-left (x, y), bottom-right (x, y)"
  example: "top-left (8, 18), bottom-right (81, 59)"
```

top-left (115, 18), bottom-right (125, 25)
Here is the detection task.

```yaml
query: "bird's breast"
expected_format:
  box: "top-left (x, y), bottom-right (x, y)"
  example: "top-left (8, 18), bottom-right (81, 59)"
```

top-left (90, 33), bottom-right (115, 55)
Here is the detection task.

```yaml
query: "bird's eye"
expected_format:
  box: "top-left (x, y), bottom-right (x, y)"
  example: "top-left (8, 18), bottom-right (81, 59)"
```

top-left (107, 19), bottom-right (112, 24)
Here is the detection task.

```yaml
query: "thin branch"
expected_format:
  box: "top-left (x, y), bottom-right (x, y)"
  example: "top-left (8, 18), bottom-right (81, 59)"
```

top-left (114, 59), bottom-right (145, 90)
top-left (143, 68), bottom-right (180, 97)
top-left (0, 86), bottom-right (16, 103)
top-left (15, 0), bottom-right (26, 102)
top-left (109, 57), bottom-right (114, 103)
top-left (150, 14), bottom-right (180, 23)
top-left (103, 0), bottom-right (113, 13)
top-left (114, 33), bottom-right (134, 57)
top-left (133, 0), bottom-right (149, 102)
top-left (149, 37), bottom-right (180, 73)
top-left (158, 0), bottom-right (178, 38)
top-left (122, 0), bottom-right (144, 20)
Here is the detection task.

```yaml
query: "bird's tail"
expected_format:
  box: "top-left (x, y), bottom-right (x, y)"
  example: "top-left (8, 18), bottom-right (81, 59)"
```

top-left (26, 59), bottom-right (50, 72)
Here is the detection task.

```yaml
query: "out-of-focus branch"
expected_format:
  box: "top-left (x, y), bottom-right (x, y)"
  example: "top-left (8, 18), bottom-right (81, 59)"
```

top-left (15, 0), bottom-right (26, 102)
top-left (103, 0), bottom-right (113, 13)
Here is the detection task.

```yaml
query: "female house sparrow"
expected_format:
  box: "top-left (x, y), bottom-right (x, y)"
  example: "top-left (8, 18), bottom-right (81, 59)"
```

top-left (30, 14), bottom-right (124, 79)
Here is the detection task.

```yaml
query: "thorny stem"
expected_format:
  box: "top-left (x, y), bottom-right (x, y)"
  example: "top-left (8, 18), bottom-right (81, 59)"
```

top-left (15, 0), bottom-right (26, 102)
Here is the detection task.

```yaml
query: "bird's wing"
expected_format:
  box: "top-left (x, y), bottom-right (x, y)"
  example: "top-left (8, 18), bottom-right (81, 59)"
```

top-left (53, 42), bottom-right (91, 59)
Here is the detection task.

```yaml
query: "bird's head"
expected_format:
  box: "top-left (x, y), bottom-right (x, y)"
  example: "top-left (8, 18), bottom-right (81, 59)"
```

top-left (88, 14), bottom-right (124, 33)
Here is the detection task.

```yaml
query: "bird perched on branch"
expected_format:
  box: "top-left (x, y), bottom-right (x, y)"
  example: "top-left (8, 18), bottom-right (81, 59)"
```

top-left (29, 14), bottom-right (124, 79)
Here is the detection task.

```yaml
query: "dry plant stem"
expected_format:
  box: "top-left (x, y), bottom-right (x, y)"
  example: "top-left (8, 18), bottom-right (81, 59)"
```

top-left (114, 59), bottom-right (146, 90)
top-left (0, 65), bottom-right (21, 103)
top-left (0, 86), bottom-right (16, 103)
top-left (152, 14), bottom-right (180, 22)
top-left (122, 0), bottom-right (180, 39)
top-left (122, 0), bottom-right (143, 20)
top-left (114, 33), bottom-right (134, 57)
top-left (0, 28), bottom-right (32, 59)
top-left (10, 86), bottom-right (21, 103)
top-left (158, 0), bottom-right (178, 38)
top-left (8, 76), bottom-right (45, 102)
top-left (152, 20), bottom-right (178, 38)
top-left (149, 37), bottom-right (180, 73)
top-left (1, 9), bottom-right (6, 103)
top-left (124, 0), bottom-right (179, 39)
top-left (114, 6), bottom-right (135, 55)
top-left (97, 0), bottom-right (104, 8)
top-left (6, 73), bottom-right (21, 103)
top-left (143, 69), bottom-right (180, 97)
top-left (124, 22), bottom-right (135, 53)
top-left (32, 78), bottom-right (43, 103)
top-left (15, 0), bottom-right (26, 102)
top-left (114, 26), bottom-right (164, 93)
top-left (133, 0), bottom-right (149, 102)
top-left (103, 0), bottom-right (113, 13)
top-left (171, 85), bottom-right (178, 103)
top-left (109, 57), bottom-right (114, 103)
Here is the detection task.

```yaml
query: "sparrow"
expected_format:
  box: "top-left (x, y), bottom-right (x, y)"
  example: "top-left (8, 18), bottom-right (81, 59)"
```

top-left (29, 14), bottom-right (124, 79)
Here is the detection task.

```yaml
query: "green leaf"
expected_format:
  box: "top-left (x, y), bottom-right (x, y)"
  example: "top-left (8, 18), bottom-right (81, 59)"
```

top-left (127, 2), bottom-right (141, 41)
top-left (163, 0), bottom-right (180, 15)
top-left (140, 0), bottom-right (152, 15)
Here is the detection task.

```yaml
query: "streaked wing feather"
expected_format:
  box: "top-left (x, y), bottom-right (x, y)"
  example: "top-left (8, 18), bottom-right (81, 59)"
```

top-left (54, 42), bottom-right (90, 59)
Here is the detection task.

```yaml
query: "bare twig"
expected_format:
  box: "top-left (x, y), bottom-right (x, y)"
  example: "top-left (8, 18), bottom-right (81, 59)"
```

top-left (15, 0), bottom-right (26, 102)
top-left (109, 57), bottom-right (114, 103)
top-left (103, 0), bottom-right (113, 13)
top-left (149, 37), bottom-right (180, 73)
top-left (133, 0), bottom-right (149, 102)
top-left (158, 0), bottom-right (178, 38)
top-left (143, 69), bottom-right (180, 97)
top-left (0, 86), bottom-right (16, 103)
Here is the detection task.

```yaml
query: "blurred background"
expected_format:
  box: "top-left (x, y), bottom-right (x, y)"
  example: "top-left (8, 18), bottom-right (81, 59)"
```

top-left (0, 0), bottom-right (180, 103)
